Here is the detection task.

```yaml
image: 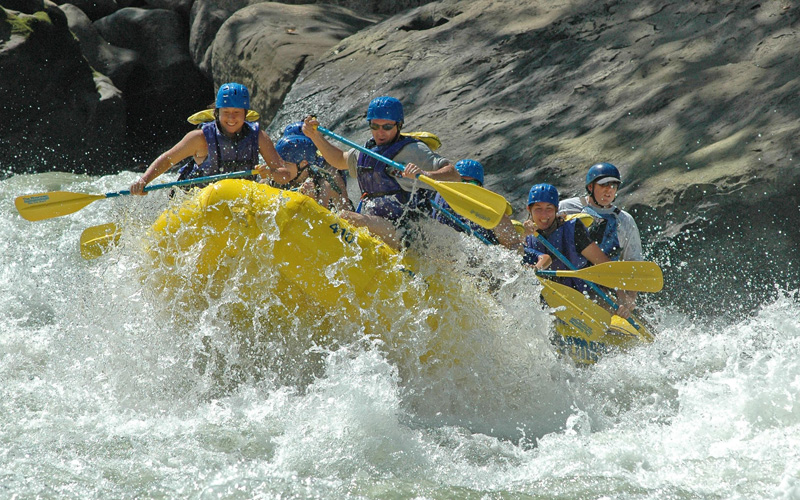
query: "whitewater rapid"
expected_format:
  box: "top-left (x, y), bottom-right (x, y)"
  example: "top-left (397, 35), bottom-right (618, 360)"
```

top-left (1, 172), bottom-right (798, 499)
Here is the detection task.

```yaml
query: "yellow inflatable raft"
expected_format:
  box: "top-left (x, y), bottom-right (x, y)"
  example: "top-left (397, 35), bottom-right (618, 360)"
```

top-left (144, 179), bottom-right (653, 365)
top-left (146, 179), bottom-right (425, 338)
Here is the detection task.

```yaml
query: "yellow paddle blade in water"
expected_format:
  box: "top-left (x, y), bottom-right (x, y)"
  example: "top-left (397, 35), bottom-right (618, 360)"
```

top-left (79, 223), bottom-right (121, 260)
top-left (538, 277), bottom-right (655, 353)
top-left (418, 176), bottom-right (508, 229)
top-left (15, 191), bottom-right (106, 221)
top-left (608, 314), bottom-right (650, 339)
top-left (538, 276), bottom-right (613, 339)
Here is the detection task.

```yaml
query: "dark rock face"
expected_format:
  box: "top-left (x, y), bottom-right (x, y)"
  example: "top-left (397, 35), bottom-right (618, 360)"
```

top-left (142, 0), bottom-right (192, 16)
top-left (94, 7), bottom-right (213, 164)
top-left (0, 5), bottom-right (126, 174)
top-left (59, 3), bottom-right (139, 88)
top-left (210, 2), bottom-right (377, 126)
top-left (51, 0), bottom-right (119, 21)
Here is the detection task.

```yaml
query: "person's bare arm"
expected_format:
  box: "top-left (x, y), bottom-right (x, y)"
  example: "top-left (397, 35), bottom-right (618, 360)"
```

top-left (130, 130), bottom-right (207, 195)
top-left (581, 242), bottom-right (611, 265)
top-left (257, 130), bottom-right (296, 184)
top-left (615, 290), bottom-right (637, 319)
top-left (302, 116), bottom-right (348, 171)
top-left (402, 162), bottom-right (460, 182)
top-left (493, 215), bottom-right (523, 253)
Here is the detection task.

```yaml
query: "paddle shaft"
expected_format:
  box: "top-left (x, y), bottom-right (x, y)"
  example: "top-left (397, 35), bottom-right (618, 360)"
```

top-left (316, 126), bottom-right (507, 230)
top-left (317, 126), bottom-right (408, 174)
top-left (109, 169), bottom-right (259, 197)
top-left (429, 198), bottom-right (494, 246)
top-left (16, 169), bottom-right (260, 221)
top-left (533, 233), bottom-right (641, 330)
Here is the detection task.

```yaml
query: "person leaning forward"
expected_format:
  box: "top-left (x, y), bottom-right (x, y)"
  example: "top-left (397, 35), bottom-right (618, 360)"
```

top-left (431, 159), bottom-right (522, 252)
top-left (129, 82), bottom-right (295, 195)
top-left (302, 96), bottom-right (460, 249)
top-left (264, 127), bottom-right (352, 212)
top-left (522, 183), bottom-right (614, 297)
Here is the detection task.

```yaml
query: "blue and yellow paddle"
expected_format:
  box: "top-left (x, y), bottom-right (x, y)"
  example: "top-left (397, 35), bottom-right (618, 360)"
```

top-left (533, 232), bottom-right (646, 331)
top-left (316, 126), bottom-right (509, 230)
top-left (535, 261), bottom-right (662, 293)
top-left (15, 169), bottom-right (259, 222)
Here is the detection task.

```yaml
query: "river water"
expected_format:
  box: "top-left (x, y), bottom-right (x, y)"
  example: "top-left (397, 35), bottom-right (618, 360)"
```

top-left (2, 172), bottom-right (798, 499)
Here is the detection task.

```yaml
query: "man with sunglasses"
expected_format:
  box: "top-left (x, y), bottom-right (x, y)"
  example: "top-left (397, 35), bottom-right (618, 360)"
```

top-left (558, 162), bottom-right (643, 318)
top-left (302, 96), bottom-right (459, 249)
top-left (431, 159), bottom-right (522, 251)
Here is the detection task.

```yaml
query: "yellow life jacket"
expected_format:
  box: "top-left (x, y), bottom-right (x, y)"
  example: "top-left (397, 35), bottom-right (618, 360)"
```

top-left (400, 131), bottom-right (442, 151)
top-left (187, 108), bottom-right (261, 125)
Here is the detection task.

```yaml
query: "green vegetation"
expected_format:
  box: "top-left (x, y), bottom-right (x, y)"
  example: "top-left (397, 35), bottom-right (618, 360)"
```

top-left (3, 8), bottom-right (52, 38)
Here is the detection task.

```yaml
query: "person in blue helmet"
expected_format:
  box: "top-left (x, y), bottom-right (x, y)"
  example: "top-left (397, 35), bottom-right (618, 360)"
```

top-left (558, 162), bottom-right (643, 317)
top-left (431, 159), bottom-right (522, 251)
top-left (522, 183), bottom-right (613, 295)
top-left (130, 82), bottom-right (294, 195)
top-left (301, 96), bottom-right (460, 249)
top-left (279, 121), bottom-right (350, 202)
top-left (263, 129), bottom-right (352, 211)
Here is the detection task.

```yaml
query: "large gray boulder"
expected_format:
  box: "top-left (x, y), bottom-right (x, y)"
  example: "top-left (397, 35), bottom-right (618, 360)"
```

top-left (50, 0), bottom-right (118, 21)
top-left (0, 4), bottom-right (126, 174)
top-left (210, 2), bottom-right (377, 126)
top-left (188, 0), bottom-right (433, 78)
top-left (188, 0), bottom-right (260, 77)
top-left (59, 3), bottom-right (139, 88)
top-left (272, 0), bottom-right (800, 315)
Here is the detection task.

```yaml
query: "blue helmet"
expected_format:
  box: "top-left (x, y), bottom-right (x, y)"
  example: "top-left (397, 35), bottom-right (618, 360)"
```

top-left (366, 96), bottom-right (404, 123)
top-left (527, 183), bottom-right (559, 207)
top-left (283, 120), bottom-right (304, 137)
top-left (454, 159), bottom-right (485, 185)
top-left (275, 135), bottom-right (319, 165)
top-left (585, 162), bottom-right (621, 188)
top-left (216, 82), bottom-right (250, 110)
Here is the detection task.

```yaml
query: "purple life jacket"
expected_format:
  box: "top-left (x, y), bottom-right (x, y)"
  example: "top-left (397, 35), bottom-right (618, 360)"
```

top-left (524, 219), bottom-right (590, 293)
top-left (178, 121), bottom-right (260, 180)
top-left (355, 135), bottom-right (422, 221)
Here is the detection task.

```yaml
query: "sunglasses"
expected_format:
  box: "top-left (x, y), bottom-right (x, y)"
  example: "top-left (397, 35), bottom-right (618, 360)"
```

top-left (369, 122), bottom-right (397, 131)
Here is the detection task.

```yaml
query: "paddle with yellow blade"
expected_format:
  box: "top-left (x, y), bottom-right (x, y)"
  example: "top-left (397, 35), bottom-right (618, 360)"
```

top-left (535, 261), bottom-right (663, 292)
top-left (315, 126), bottom-right (509, 229)
top-left (15, 169), bottom-right (259, 222)
top-left (79, 222), bottom-right (121, 260)
top-left (533, 232), bottom-right (657, 332)
top-left (537, 276), bottom-right (621, 340)
top-left (538, 276), bottom-right (654, 348)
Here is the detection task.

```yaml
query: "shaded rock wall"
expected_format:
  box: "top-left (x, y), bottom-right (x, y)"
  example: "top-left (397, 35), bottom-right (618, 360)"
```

top-left (0, 4), bottom-right (127, 173)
